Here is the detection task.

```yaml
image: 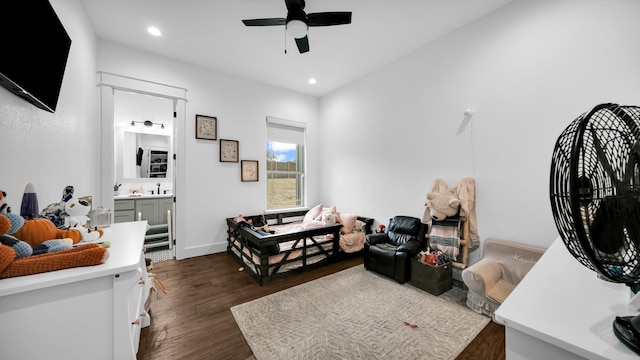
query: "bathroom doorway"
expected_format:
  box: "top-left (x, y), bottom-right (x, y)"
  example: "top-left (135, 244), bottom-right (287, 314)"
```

top-left (98, 71), bottom-right (187, 261)
top-left (114, 91), bottom-right (176, 261)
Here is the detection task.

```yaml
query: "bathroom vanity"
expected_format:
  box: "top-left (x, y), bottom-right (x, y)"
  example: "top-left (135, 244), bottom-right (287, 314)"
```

top-left (114, 194), bottom-right (173, 249)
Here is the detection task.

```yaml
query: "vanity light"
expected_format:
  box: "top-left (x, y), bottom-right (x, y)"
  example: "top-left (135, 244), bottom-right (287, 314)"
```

top-left (308, 78), bottom-right (317, 85)
top-left (131, 120), bottom-right (165, 129)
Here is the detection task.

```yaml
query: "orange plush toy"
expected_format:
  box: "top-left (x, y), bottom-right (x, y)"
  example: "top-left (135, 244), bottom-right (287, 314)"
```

top-left (13, 217), bottom-right (83, 246)
top-left (0, 189), bottom-right (108, 279)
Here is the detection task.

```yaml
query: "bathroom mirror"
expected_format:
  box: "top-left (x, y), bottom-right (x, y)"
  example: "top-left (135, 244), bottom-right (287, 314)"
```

top-left (115, 127), bottom-right (172, 180)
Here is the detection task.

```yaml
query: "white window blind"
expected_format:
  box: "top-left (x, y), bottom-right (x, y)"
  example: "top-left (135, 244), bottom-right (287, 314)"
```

top-left (266, 117), bottom-right (306, 144)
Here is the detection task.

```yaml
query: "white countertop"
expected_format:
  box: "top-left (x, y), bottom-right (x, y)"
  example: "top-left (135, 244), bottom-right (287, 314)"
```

top-left (0, 221), bottom-right (148, 297)
top-left (114, 193), bottom-right (172, 200)
top-left (494, 237), bottom-right (638, 359)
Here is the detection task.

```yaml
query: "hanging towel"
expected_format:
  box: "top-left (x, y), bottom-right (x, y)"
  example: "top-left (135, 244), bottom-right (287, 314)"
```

top-left (451, 177), bottom-right (479, 249)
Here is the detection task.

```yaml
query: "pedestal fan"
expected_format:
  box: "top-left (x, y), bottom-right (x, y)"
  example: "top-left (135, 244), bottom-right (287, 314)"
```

top-left (550, 103), bottom-right (640, 354)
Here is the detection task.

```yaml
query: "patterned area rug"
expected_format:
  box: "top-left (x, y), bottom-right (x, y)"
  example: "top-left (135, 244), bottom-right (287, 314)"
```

top-left (231, 265), bottom-right (489, 360)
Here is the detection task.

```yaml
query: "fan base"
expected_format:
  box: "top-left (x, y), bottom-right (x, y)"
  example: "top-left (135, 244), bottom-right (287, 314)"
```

top-left (613, 316), bottom-right (640, 355)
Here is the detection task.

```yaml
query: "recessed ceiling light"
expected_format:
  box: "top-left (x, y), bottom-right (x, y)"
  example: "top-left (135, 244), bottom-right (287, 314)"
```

top-left (308, 78), bottom-right (317, 85)
top-left (147, 26), bottom-right (162, 36)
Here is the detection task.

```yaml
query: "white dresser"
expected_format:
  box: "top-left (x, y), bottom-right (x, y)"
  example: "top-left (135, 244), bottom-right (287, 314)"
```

top-left (494, 238), bottom-right (638, 359)
top-left (0, 221), bottom-right (151, 360)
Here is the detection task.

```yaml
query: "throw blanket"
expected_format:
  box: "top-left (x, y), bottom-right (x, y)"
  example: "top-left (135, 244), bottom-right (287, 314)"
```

top-left (422, 177), bottom-right (479, 250)
top-left (429, 216), bottom-right (461, 258)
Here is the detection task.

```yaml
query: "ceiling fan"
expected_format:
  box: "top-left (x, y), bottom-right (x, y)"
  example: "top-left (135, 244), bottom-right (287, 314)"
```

top-left (242, 0), bottom-right (352, 54)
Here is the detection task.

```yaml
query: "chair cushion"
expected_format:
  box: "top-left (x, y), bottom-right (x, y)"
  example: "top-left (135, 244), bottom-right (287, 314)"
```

top-left (387, 216), bottom-right (422, 245)
top-left (487, 279), bottom-right (515, 303)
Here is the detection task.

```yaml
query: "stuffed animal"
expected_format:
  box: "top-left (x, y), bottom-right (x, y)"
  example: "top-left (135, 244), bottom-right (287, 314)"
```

top-left (64, 196), bottom-right (103, 242)
top-left (320, 209), bottom-right (337, 226)
top-left (64, 196), bottom-right (91, 228)
top-left (0, 188), bottom-right (109, 279)
top-left (40, 185), bottom-right (74, 228)
top-left (424, 191), bottom-right (461, 221)
top-left (1, 188), bottom-right (82, 246)
top-left (0, 214), bottom-right (73, 258)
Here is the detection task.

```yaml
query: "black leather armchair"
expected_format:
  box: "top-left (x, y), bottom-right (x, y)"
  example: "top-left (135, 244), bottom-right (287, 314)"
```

top-left (364, 215), bottom-right (427, 283)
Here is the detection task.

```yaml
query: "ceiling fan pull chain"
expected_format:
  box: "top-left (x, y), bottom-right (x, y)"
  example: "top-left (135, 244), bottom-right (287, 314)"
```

top-left (284, 29), bottom-right (287, 54)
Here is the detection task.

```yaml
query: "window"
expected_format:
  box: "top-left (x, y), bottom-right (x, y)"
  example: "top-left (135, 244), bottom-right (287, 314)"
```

top-left (266, 117), bottom-right (306, 210)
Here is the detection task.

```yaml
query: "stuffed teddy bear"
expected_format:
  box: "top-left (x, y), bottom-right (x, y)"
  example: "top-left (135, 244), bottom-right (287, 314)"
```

top-left (424, 191), bottom-right (461, 221)
top-left (423, 178), bottom-right (461, 222)
top-left (425, 192), bottom-right (460, 221)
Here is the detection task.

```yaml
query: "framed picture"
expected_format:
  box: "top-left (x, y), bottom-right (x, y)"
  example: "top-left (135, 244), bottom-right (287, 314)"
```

top-left (220, 139), bottom-right (239, 163)
top-left (195, 114), bottom-right (217, 140)
top-left (241, 160), bottom-right (259, 182)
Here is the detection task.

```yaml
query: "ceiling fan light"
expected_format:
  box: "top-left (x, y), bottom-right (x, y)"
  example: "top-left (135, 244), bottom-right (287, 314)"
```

top-left (286, 20), bottom-right (307, 39)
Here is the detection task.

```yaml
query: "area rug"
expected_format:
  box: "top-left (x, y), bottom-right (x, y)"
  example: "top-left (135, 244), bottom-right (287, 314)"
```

top-left (231, 265), bottom-right (489, 360)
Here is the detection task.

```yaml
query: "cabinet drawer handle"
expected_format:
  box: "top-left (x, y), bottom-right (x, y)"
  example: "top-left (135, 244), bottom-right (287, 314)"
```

top-left (139, 279), bottom-right (146, 285)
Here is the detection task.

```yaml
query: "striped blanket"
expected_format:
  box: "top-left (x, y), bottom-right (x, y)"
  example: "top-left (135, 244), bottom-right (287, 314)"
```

top-left (429, 216), bottom-right (461, 259)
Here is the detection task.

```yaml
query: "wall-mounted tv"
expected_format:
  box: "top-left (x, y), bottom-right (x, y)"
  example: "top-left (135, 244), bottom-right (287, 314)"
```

top-left (0, 1), bottom-right (71, 113)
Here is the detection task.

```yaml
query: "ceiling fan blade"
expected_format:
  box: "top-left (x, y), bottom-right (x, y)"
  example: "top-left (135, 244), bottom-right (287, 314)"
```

top-left (285, 0), bottom-right (305, 12)
top-left (242, 18), bottom-right (286, 26)
top-left (295, 35), bottom-right (309, 53)
top-left (307, 12), bottom-right (352, 26)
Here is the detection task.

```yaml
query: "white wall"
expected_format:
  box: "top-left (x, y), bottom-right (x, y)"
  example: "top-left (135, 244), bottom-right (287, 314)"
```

top-left (320, 0), bottom-right (640, 250)
top-left (96, 41), bottom-right (320, 258)
top-left (0, 0), bottom-right (98, 209)
top-left (4, 0), bottom-right (640, 263)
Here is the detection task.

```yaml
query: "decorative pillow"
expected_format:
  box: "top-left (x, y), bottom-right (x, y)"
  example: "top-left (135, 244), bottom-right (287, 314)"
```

top-left (303, 203), bottom-right (323, 224)
top-left (339, 213), bottom-right (357, 234)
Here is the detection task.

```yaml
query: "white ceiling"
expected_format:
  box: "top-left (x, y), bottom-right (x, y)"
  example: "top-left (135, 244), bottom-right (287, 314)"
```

top-left (80, 0), bottom-right (514, 97)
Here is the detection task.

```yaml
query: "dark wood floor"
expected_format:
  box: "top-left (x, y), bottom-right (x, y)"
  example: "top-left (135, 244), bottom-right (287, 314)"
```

top-left (137, 252), bottom-right (505, 360)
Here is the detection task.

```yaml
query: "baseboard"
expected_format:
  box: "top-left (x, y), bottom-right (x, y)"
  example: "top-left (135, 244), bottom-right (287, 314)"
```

top-left (175, 241), bottom-right (227, 260)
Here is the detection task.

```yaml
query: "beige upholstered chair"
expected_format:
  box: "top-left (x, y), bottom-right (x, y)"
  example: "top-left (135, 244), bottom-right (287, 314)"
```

top-left (462, 238), bottom-right (546, 317)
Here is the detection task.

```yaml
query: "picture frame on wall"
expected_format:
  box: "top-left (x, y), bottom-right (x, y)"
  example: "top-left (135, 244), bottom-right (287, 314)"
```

top-left (195, 114), bottom-right (217, 140)
top-left (220, 139), bottom-right (239, 163)
top-left (241, 160), bottom-right (259, 182)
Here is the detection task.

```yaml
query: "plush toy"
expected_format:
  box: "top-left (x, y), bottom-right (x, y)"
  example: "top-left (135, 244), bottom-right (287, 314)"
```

top-left (40, 185), bottom-right (74, 228)
top-left (422, 178), bottom-right (460, 221)
top-left (424, 191), bottom-right (461, 221)
top-left (3, 188), bottom-right (81, 246)
top-left (0, 218), bottom-right (73, 258)
top-left (0, 188), bottom-right (109, 279)
top-left (13, 216), bottom-right (83, 246)
top-left (64, 195), bottom-right (103, 242)
top-left (320, 209), bottom-right (337, 226)
top-left (65, 196), bottom-right (91, 228)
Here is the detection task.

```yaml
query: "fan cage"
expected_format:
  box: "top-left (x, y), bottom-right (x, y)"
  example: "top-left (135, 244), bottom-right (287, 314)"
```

top-left (550, 103), bottom-right (640, 286)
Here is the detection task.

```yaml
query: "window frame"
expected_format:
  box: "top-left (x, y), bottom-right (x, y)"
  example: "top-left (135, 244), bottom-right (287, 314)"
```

top-left (265, 117), bottom-right (306, 211)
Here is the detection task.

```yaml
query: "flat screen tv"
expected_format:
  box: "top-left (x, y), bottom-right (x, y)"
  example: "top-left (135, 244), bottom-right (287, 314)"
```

top-left (0, 1), bottom-right (71, 113)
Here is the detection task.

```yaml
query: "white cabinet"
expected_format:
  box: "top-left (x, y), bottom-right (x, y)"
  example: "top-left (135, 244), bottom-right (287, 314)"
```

top-left (0, 221), bottom-right (151, 360)
top-left (494, 238), bottom-right (638, 359)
